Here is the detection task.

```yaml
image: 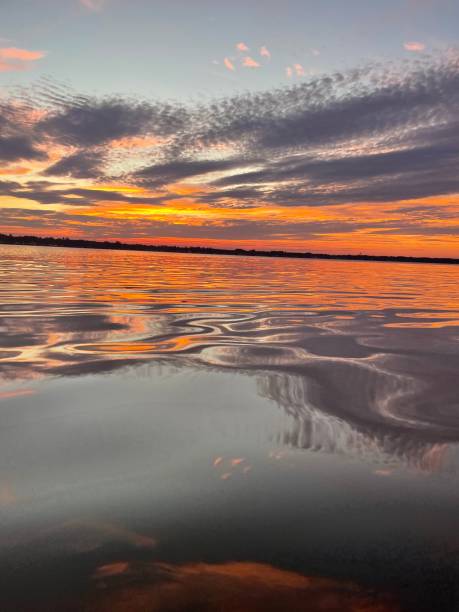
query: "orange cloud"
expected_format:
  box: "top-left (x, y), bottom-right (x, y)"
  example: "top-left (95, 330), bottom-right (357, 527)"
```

top-left (236, 42), bottom-right (249, 52)
top-left (0, 47), bottom-right (44, 60)
top-left (0, 47), bottom-right (45, 71)
top-left (224, 57), bottom-right (235, 71)
top-left (110, 135), bottom-right (164, 149)
top-left (243, 56), bottom-right (260, 68)
top-left (404, 41), bottom-right (426, 52)
top-left (0, 166), bottom-right (31, 176)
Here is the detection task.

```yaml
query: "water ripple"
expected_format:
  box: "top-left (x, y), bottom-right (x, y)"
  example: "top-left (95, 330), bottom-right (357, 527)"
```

top-left (1, 245), bottom-right (459, 462)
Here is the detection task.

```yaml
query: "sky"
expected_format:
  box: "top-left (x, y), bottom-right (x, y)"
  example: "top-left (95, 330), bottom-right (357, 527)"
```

top-left (1, 0), bottom-right (459, 256)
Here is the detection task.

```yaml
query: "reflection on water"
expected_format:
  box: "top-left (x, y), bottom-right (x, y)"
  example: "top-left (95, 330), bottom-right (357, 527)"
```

top-left (86, 560), bottom-right (399, 612)
top-left (1, 245), bottom-right (459, 610)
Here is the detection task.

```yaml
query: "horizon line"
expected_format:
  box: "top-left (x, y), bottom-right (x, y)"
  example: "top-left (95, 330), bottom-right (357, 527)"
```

top-left (1, 233), bottom-right (458, 266)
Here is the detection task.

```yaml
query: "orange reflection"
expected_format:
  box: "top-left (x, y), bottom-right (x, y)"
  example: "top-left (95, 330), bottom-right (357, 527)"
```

top-left (42, 520), bottom-right (157, 552)
top-left (87, 560), bottom-right (399, 611)
top-left (1, 246), bottom-right (458, 387)
top-left (0, 245), bottom-right (458, 481)
top-left (0, 483), bottom-right (16, 506)
top-left (95, 562), bottom-right (130, 578)
top-left (0, 388), bottom-right (35, 401)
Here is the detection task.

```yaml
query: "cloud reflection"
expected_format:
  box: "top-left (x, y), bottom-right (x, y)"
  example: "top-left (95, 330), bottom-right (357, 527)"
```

top-left (1, 247), bottom-right (459, 475)
top-left (86, 560), bottom-right (398, 611)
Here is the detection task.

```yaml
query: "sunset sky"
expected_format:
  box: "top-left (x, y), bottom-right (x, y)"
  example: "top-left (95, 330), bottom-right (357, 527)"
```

top-left (1, 0), bottom-right (459, 256)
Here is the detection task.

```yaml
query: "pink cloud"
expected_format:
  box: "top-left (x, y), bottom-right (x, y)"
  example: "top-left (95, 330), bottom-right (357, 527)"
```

top-left (404, 41), bottom-right (426, 52)
top-left (286, 66), bottom-right (293, 78)
top-left (243, 56), bottom-right (260, 68)
top-left (294, 63), bottom-right (305, 76)
top-left (236, 42), bottom-right (249, 52)
top-left (0, 47), bottom-right (45, 72)
top-left (80, 0), bottom-right (106, 11)
top-left (224, 57), bottom-right (235, 71)
top-left (0, 47), bottom-right (44, 60)
top-left (260, 46), bottom-right (271, 60)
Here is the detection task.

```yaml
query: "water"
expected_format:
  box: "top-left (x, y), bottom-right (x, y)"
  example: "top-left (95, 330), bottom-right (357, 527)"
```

top-left (1, 244), bottom-right (459, 611)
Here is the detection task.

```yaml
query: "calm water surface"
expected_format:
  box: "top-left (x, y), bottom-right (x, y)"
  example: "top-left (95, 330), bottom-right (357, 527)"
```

top-left (1, 245), bottom-right (459, 611)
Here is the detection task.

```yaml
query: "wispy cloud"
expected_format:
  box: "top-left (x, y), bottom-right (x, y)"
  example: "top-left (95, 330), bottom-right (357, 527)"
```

top-left (236, 42), bottom-right (249, 52)
top-left (0, 47), bottom-right (45, 72)
top-left (286, 66), bottom-right (293, 78)
top-left (260, 46), bottom-right (271, 60)
top-left (404, 41), bottom-right (426, 52)
top-left (311, 48), bottom-right (320, 57)
top-left (3, 52), bottom-right (459, 254)
top-left (224, 57), bottom-right (235, 71)
top-left (242, 56), bottom-right (260, 68)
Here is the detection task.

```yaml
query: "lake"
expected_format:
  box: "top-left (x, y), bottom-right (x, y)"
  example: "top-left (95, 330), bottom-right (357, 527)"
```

top-left (1, 244), bottom-right (459, 611)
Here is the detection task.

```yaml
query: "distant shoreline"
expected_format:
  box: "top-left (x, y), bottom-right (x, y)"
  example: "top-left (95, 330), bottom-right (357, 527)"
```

top-left (1, 233), bottom-right (458, 266)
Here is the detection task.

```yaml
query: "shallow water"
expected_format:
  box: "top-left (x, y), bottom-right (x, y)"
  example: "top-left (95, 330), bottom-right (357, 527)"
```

top-left (1, 244), bottom-right (459, 611)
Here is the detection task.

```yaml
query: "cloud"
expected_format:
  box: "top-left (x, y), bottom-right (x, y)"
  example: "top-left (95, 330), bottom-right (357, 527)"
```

top-left (404, 41), bottom-right (426, 52)
top-left (43, 149), bottom-right (104, 179)
top-left (0, 178), bottom-right (178, 207)
top-left (134, 158), bottom-right (251, 188)
top-left (311, 48), bottom-right (320, 57)
top-left (212, 132), bottom-right (459, 206)
top-left (0, 135), bottom-right (46, 162)
top-left (3, 200), bottom-right (458, 248)
top-left (286, 66), bottom-right (293, 78)
top-left (293, 63), bottom-right (305, 76)
top-left (80, 0), bottom-right (106, 11)
top-left (0, 47), bottom-right (45, 72)
top-left (188, 55), bottom-right (459, 207)
top-left (242, 56), bottom-right (260, 68)
top-left (224, 57), bottom-right (235, 71)
top-left (0, 103), bottom-right (47, 162)
top-left (0, 48), bottom-right (44, 61)
top-left (260, 46), bottom-right (271, 60)
top-left (37, 98), bottom-right (187, 147)
top-left (3, 50), bottom-right (459, 238)
top-left (236, 42), bottom-right (249, 52)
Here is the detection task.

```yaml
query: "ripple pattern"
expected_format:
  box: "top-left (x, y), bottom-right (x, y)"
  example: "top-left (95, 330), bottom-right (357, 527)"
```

top-left (1, 244), bottom-right (459, 455)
